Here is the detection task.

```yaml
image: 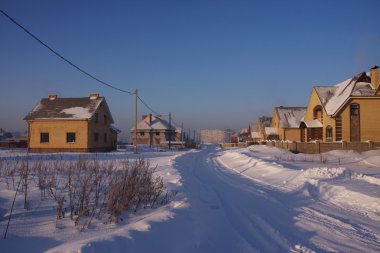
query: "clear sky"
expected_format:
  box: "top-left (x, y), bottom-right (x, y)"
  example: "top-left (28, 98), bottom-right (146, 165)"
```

top-left (1, 0), bottom-right (379, 137)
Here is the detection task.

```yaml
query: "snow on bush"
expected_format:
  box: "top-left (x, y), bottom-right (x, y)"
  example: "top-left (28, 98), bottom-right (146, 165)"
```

top-left (0, 155), bottom-right (173, 235)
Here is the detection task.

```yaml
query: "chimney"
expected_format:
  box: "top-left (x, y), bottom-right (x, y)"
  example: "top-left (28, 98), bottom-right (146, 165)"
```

top-left (149, 113), bottom-right (152, 126)
top-left (48, 94), bottom-right (57, 100)
top-left (370, 66), bottom-right (379, 90)
top-left (89, 93), bottom-right (100, 100)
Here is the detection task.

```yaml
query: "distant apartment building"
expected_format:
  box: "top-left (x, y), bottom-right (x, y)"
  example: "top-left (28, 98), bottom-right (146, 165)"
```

top-left (200, 129), bottom-right (228, 144)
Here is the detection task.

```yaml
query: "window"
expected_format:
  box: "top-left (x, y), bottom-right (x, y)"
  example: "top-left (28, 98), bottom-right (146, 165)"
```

top-left (326, 126), bottom-right (333, 140)
top-left (313, 105), bottom-right (323, 124)
top-left (156, 132), bottom-right (160, 136)
top-left (66, 132), bottom-right (76, 143)
top-left (335, 115), bottom-right (342, 141)
top-left (350, 104), bottom-right (359, 116)
top-left (40, 132), bottom-right (49, 143)
top-left (140, 132), bottom-right (145, 136)
top-left (104, 115), bottom-right (108, 125)
top-left (94, 113), bottom-right (98, 123)
top-left (94, 132), bottom-right (99, 142)
top-left (104, 133), bottom-right (107, 143)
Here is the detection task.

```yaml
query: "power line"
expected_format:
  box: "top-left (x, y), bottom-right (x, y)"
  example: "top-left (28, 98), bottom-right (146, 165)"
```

top-left (1, 8), bottom-right (170, 123)
top-left (0, 8), bottom-right (133, 95)
top-left (137, 95), bottom-right (166, 116)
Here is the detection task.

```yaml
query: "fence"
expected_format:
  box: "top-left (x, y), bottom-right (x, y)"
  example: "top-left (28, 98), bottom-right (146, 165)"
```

top-left (266, 140), bottom-right (380, 154)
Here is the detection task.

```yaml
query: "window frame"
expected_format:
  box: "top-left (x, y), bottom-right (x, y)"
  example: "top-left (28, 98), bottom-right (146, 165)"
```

top-left (350, 104), bottom-right (360, 116)
top-left (326, 125), bottom-right (333, 140)
top-left (40, 132), bottom-right (49, 143)
top-left (66, 132), bottom-right (76, 143)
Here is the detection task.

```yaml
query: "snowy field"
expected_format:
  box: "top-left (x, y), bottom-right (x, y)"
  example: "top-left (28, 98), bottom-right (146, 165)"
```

top-left (0, 145), bottom-right (380, 252)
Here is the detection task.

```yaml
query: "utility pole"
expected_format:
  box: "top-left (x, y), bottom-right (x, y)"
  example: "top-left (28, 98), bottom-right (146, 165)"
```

top-left (134, 89), bottom-right (138, 154)
top-left (168, 112), bottom-right (172, 150)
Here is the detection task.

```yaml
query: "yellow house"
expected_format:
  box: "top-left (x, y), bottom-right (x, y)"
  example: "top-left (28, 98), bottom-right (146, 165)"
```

top-left (300, 66), bottom-right (380, 142)
top-left (24, 93), bottom-right (119, 152)
top-left (270, 107), bottom-right (306, 141)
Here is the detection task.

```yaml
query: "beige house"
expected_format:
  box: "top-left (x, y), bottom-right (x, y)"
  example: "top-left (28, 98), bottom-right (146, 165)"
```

top-left (131, 114), bottom-right (178, 146)
top-left (270, 107), bottom-right (306, 141)
top-left (300, 66), bottom-right (380, 142)
top-left (24, 93), bottom-right (119, 152)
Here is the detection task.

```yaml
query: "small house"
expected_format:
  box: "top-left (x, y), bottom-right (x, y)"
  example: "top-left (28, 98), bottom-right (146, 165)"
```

top-left (270, 106), bottom-right (306, 141)
top-left (131, 114), bottom-right (178, 146)
top-left (24, 93), bottom-right (119, 152)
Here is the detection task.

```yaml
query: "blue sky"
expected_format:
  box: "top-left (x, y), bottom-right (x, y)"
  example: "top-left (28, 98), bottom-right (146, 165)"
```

top-left (1, 0), bottom-right (379, 137)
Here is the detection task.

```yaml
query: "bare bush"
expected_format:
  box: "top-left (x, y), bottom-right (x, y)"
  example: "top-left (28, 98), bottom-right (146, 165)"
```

top-left (0, 154), bottom-right (171, 231)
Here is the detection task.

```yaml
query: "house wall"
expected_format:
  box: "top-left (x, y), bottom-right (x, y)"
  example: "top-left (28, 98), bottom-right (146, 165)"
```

top-left (133, 130), bottom-right (175, 146)
top-left (284, 128), bottom-right (302, 141)
top-left (28, 120), bottom-right (88, 152)
top-left (270, 109), bottom-right (282, 139)
top-left (339, 98), bottom-right (380, 141)
top-left (87, 102), bottom-right (116, 151)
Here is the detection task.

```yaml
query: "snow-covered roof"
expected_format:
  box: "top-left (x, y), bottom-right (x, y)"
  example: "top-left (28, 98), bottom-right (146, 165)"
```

top-left (301, 119), bottom-right (323, 128)
top-left (131, 115), bottom-right (177, 131)
top-left (314, 72), bottom-right (376, 116)
top-left (24, 96), bottom-right (114, 123)
top-left (275, 107), bottom-right (306, 128)
top-left (265, 127), bottom-right (278, 135)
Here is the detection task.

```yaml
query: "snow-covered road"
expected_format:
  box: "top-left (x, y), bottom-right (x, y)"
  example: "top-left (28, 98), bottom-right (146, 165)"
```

top-left (84, 145), bottom-right (380, 253)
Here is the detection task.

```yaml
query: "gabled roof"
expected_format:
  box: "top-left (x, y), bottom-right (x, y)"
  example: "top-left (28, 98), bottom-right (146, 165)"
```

top-left (131, 115), bottom-right (176, 131)
top-left (23, 96), bottom-right (114, 123)
top-left (275, 107), bottom-right (307, 128)
top-left (314, 72), bottom-right (377, 116)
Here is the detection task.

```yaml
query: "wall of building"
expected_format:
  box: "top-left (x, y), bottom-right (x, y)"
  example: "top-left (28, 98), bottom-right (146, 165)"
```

top-left (338, 98), bottom-right (380, 141)
top-left (200, 129), bottom-right (227, 144)
top-left (28, 120), bottom-right (88, 152)
top-left (284, 128), bottom-right (302, 141)
top-left (87, 102), bottom-right (116, 150)
top-left (132, 130), bottom-right (175, 146)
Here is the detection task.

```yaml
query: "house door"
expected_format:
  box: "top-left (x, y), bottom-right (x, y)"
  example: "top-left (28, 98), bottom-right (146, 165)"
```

top-left (350, 104), bottom-right (360, 142)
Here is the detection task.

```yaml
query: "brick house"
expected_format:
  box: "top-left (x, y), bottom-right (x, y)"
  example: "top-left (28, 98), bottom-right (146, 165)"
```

top-left (131, 114), bottom-right (177, 146)
top-left (300, 66), bottom-right (380, 142)
top-left (24, 93), bottom-right (119, 152)
top-left (270, 107), bottom-right (306, 141)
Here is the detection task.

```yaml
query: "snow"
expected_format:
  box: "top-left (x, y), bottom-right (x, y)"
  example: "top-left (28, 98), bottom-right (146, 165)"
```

top-left (60, 107), bottom-right (92, 119)
top-left (1, 145), bottom-right (380, 252)
top-left (265, 127), bottom-right (278, 135)
top-left (316, 78), bottom-right (353, 116)
top-left (302, 119), bottom-right (323, 128)
top-left (276, 107), bottom-right (306, 128)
